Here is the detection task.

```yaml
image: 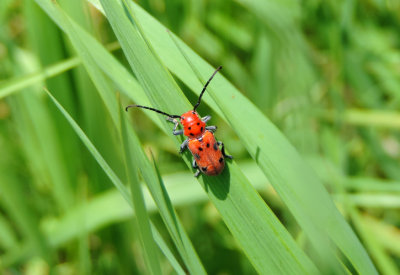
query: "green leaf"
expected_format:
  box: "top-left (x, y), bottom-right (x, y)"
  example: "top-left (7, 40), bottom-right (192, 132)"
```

top-left (0, 56), bottom-right (80, 99)
top-left (350, 210), bottom-right (399, 275)
top-left (45, 89), bottom-right (129, 202)
top-left (324, 109), bottom-right (400, 129)
top-left (119, 98), bottom-right (162, 275)
top-left (0, 42), bottom-right (120, 100)
top-left (0, 173), bottom-right (51, 264)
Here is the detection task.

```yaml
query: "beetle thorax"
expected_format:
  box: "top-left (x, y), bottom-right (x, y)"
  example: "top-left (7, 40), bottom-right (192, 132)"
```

top-left (180, 111), bottom-right (206, 139)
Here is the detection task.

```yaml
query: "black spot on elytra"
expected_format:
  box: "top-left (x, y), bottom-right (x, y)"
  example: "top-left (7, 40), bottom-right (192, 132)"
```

top-left (200, 127), bottom-right (203, 132)
top-left (194, 153), bottom-right (200, 159)
top-left (198, 147), bottom-right (203, 151)
top-left (201, 166), bottom-right (207, 172)
top-left (197, 122), bottom-right (200, 125)
top-left (188, 126), bottom-right (191, 130)
top-left (206, 143), bottom-right (210, 148)
top-left (190, 133), bottom-right (194, 136)
top-left (213, 143), bottom-right (218, 150)
top-left (219, 157), bottom-right (223, 163)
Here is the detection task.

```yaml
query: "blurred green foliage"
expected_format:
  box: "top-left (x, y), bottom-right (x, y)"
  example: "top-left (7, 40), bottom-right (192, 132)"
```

top-left (0, 0), bottom-right (400, 274)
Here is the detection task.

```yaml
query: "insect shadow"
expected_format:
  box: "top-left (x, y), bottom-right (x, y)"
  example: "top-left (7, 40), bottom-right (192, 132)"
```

top-left (202, 160), bottom-right (231, 200)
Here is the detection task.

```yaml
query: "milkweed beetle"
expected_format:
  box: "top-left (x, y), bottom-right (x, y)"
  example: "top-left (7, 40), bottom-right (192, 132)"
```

top-left (126, 66), bottom-right (232, 177)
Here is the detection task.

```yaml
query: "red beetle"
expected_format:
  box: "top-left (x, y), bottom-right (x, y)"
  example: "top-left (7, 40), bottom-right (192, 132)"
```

top-left (126, 66), bottom-right (232, 177)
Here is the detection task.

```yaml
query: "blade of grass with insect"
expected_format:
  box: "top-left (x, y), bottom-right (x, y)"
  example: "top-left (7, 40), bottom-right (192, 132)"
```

top-left (37, 0), bottom-right (368, 272)
top-left (95, 0), bottom-right (319, 273)
top-left (119, 98), bottom-right (162, 275)
top-left (50, 12), bottom-right (185, 274)
top-left (60, 0), bottom-right (322, 272)
top-left (122, 134), bottom-right (207, 275)
top-left (33, 2), bottom-right (203, 273)
top-left (105, 2), bottom-right (377, 273)
top-left (167, 30), bottom-right (345, 274)
top-left (169, 34), bottom-right (366, 273)
top-left (52, 4), bottom-right (205, 273)
top-left (36, 0), bottom-right (356, 272)
top-left (101, 0), bottom-right (341, 269)
top-left (45, 89), bottom-right (187, 273)
top-left (47, 88), bottom-right (188, 273)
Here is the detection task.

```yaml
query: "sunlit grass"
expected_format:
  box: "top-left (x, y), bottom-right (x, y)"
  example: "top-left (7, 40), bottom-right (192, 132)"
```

top-left (1, 0), bottom-right (399, 274)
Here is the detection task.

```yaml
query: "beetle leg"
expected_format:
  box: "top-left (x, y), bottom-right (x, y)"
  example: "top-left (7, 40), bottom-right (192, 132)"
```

top-left (201, 115), bottom-right (211, 123)
top-left (173, 129), bottom-right (184, 136)
top-left (192, 158), bottom-right (200, 177)
top-left (166, 117), bottom-right (175, 123)
top-left (194, 170), bottom-right (201, 177)
top-left (205, 125), bottom-right (217, 133)
top-left (179, 139), bottom-right (189, 154)
top-left (166, 117), bottom-right (183, 135)
top-left (218, 141), bottom-right (233, 159)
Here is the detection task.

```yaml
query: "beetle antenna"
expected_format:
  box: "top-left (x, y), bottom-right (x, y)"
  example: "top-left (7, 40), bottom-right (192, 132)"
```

top-left (126, 105), bottom-right (181, 119)
top-left (193, 66), bottom-right (222, 111)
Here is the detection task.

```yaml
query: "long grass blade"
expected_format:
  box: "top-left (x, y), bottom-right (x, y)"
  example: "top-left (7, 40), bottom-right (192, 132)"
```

top-left (45, 89), bottom-right (185, 273)
top-left (119, 98), bottom-right (162, 275)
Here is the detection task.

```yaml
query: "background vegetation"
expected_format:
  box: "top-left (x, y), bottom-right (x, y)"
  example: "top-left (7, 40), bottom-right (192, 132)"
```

top-left (0, 0), bottom-right (399, 274)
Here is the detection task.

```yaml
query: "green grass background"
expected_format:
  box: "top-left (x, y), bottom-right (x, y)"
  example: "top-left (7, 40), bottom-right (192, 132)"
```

top-left (0, 0), bottom-right (399, 274)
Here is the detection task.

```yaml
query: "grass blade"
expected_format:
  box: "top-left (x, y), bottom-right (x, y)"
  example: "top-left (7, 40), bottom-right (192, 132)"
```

top-left (119, 98), bottom-right (162, 275)
top-left (45, 89), bottom-right (185, 273)
top-left (0, 42), bottom-right (120, 100)
top-left (45, 89), bottom-right (129, 201)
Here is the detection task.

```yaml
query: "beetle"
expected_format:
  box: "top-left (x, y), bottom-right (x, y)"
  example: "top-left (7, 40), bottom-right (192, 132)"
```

top-left (126, 66), bottom-right (232, 177)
